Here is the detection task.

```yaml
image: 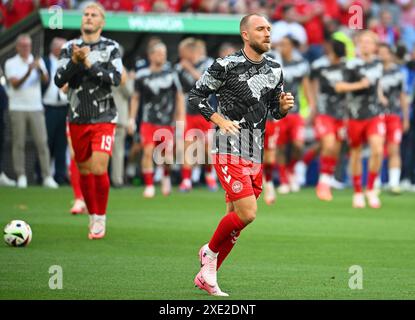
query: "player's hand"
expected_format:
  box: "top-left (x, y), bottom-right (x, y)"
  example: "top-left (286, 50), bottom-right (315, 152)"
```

top-left (279, 92), bottom-right (294, 114)
top-left (180, 59), bottom-right (193, 71)
top-left (127, 118), bottom-right (136, 136)
top-left (217, 118), bottom-right (240, 135)
top-left (379, 96), bottom-right (389, 107)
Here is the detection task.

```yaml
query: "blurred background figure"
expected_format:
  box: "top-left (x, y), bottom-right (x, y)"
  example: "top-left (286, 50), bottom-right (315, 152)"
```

top-left (42, 37), bottom-right (69, 185)
top-left (4, 34), bottom-right (58, 189)
top-left (0, 67), bottom-right (15, 187)
top-left (111, 46), bottom-right (135, 188)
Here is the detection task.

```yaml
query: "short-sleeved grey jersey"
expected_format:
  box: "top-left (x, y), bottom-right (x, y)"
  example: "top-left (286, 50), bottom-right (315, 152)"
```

top-left (380, 64), bottom-right (405, 115)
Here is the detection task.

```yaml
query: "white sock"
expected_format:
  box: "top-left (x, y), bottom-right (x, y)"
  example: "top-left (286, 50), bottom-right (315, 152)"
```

top-left (319, 173), bottom-right (332, 185)
top-left (389, 167), bottom-right (401, 188)
top-left (206, 245), bottom-right (218, 259)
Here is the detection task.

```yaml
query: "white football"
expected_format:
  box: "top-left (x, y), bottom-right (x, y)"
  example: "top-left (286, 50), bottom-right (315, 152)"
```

top-left (3, 220), bottom-right (32, 247)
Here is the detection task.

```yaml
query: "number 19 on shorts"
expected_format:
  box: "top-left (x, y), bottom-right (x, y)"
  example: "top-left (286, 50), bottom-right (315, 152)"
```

top-left (100, 135), bottom-right (113, 152)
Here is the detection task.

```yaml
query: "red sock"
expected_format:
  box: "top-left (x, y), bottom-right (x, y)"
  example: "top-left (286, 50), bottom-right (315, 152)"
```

top-left (163, 166), bottom-right (170, 177)
top-left (142, 170), bottom-right (154, 186)
top-left (303, 149), bottom-right (316, 166)
top-left (264, 163), bottom-right (273, 182)
top-left (353, 175), bottom-right (363, 193)
top-left (182, 167), bottom-right (191, 181)
top-left (94, 173), bottom-right (110, 216)
top-left (217, 230), bottom-right (240, 270)
top-left (205, 164), bottom-right (213, 175)
top-left (320, 156), bottom-right (337, 175)
top-left (367, 171), bottom-right (378, 191)
top-left (79, 174), bottom-right (97, 214)
top-left (208, 211), bottom-right (246, 253)
top-left (69, 159), bottom-right (83, 200)
top-left (277, 164), bottom-right (289, 184)
top-left (287, 159), bottom-right (296, 175)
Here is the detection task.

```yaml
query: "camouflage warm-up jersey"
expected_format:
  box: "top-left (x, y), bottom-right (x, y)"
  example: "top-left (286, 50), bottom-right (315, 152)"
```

top-left (54, 36), bottom-right (122, 124)
top-left (310, 56), bottom-right (348, 120)
top-left (135, 66), bottom-right (182, 126)
top-left (379, 64), bottom-right (406, 115)
top-left (345, 58), bottom-right (383, 120)
top-left (279, 57), bottom-right (310, 114)
top-left (175, 57), bottom-right (214, 115)
top-left (188, 49), bottom-right (286, 163)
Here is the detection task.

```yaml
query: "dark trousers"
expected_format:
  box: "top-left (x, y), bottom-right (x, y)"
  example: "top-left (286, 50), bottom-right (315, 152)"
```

top-left (45, 105), bottom-right (69, 184)
top-left (401, 108), bottom-right (415, 183)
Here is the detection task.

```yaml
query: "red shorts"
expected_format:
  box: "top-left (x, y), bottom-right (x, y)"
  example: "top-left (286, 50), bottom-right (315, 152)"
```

top-left (347, 116), bottom-right (386, 148)
top-left (264, 120), bottom-right (279, 150)
top-left (314, 115), bottom-right (346, 141)
top-left (276, 113), bottom-right (305, 145)
top-left (140, 122), bottom-right (174, 147)
top-left (69, 123), bottom-right (116, 163)
top-left (213, 154), bottom-right (263, 203)
top-left (185, 114), bottom-right (213, 140)
top-left (385, 114), bottom-right (403, 144)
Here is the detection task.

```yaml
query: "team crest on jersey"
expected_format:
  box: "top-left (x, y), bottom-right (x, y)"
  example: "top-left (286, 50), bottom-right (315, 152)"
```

top-left (232, 181), bottom-right (243, 193)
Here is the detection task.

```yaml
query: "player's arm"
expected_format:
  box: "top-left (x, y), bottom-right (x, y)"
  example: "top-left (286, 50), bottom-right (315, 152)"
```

top-left (54, 43), bottom-right (84, 88)
top-left (128, 91), bottom-right (139, 136)
top-left (302, 76), bottom-right (316, 123)
top-left (181, 59), bottom-right (202, 81)
top-left (269, 73), bottom-right (293, 119)
top-left (309, 77), bottom-right (319, 123)
top-left (334, 77), bottom-right (370, 93)
top-left (83, 44), bottom-right (122, 87)
top-left (188, 59), bottom-right (240, 134)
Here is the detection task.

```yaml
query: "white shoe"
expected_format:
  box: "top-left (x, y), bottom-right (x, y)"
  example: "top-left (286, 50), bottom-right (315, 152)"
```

top-left (199, 246), bottom-right (218, 287)
top-left (88, 214), bottom-right (106, 240)
top-left (161, 176), bottom-right (171, 196)
top-left (264, 181), bottom-right (276, 205)
top-left (365, 190), bottom-right (381, 209)
top-left (277, 184), bottom-right (290, 194)
top-left (352, 192), bottom-right (366, 209)
top-left (289, 173), bottom-right (300, 192)
top-left (400, 179), bottom-right (412, 192)
top-left (17, 175), bottom-right (27, 189)
top-left (70, 199), bottom-right (88, 214)
top-left (143, 185), bottom-right (155, 198)
top-left (331, 177), bottom-right (345, 190)
top-left (294, 161), bottom-right (307, 186)
top-left (43, 176), bottom-right (59, 189)
top-left (0, 172), bottom-right (16, 187)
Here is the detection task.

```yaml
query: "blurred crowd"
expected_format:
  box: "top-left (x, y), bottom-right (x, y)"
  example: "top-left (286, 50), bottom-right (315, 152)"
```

top-left (0, 1), bottom-right (414, 52)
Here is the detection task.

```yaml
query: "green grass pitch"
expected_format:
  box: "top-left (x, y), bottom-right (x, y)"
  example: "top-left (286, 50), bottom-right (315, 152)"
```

top-left (1, 186), bottom-right (415, 299)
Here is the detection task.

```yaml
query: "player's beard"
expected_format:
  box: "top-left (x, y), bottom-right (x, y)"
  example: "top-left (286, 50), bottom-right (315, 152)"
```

top-left (249, 40), bottom-right (270, 55)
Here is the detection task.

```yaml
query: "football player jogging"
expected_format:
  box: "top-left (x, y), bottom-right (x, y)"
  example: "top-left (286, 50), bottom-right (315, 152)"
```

top-left (311, 40), bottom-right (348, 201)
top-left (335, 31), bottom-right (385, 208)
top-left (54, 3), bottom-right (122, 239)
top-left (129, 41), bottom-right (185, 198)
top-left (273, 36), bottom-right (315, 195)
top-left (189, 14), bottom-right (294, 296)
top-left (378, 43), bottom-right (410, 194)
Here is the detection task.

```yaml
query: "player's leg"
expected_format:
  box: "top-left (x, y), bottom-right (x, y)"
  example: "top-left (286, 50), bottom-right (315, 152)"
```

top-left (68, 136), bottom-right (87, 214)
top-left (366, 133), bottom-right (384, 208)
top-left (161, 133), bottom-right (174, 196)
top-left (365, 117), bottom-right (386, 208)
top-left (140, 123), bottom-right (156, 197)
top-left (316, 133), bottom-right (337, 201)
top-left (386, 116), bottom-right (403, 194)
top-left (288, 115), bottom-right (305, 192)
top-left (204, 134), bottom-right (218, 191)
top-left (180, 139), bottom-right (193, 192)
top-left (263, 120), bottom-right (278, 204)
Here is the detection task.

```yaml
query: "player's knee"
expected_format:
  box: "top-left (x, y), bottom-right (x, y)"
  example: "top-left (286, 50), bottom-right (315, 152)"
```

top-left (237, 205), bottom-right (257, 224)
